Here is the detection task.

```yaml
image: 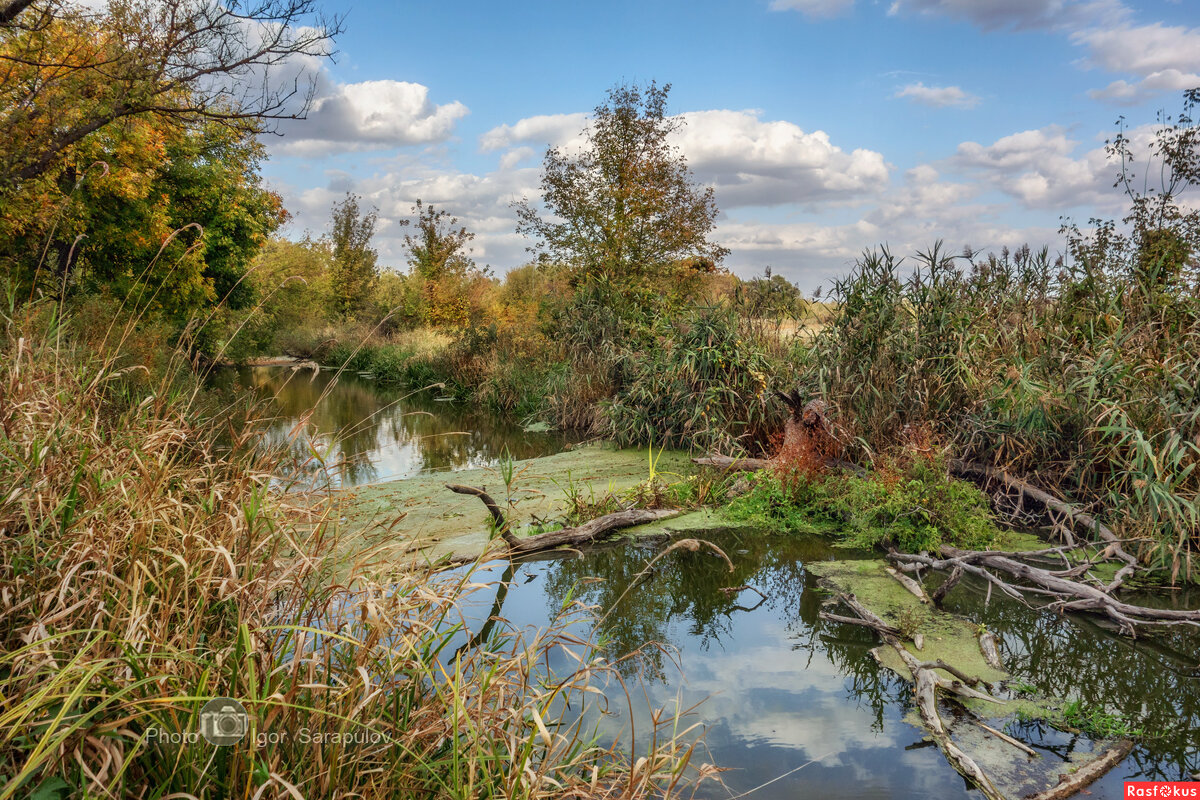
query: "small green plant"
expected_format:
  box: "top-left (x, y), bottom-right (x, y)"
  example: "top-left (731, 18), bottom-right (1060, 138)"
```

top-left (1061, 699), bottom-right (1144, 738)
top-left (727, 457), bottom-right (1000, 553)
top-left (894, 606), bottom-right (925, 639)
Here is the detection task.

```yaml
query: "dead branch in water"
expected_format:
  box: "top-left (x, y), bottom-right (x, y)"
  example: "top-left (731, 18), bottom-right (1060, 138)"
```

top-left (890, 548), bottom-right (1200, 637)
top-left (825, 593), bottom-right (1007, 800)
top-left (1024, 739), bottom-right (1134, 800)
top-left (445, 483), bottom-right (680, 554)
top-left (947, 459), bottom-right (1139, 591)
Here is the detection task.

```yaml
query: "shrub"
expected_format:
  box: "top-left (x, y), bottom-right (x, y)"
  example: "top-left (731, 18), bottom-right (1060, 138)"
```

top-left (604, 309), bottom-right (786, 454)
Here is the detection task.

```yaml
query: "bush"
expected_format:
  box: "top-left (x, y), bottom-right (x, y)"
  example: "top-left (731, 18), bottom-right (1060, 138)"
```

top-left (604, 309), bottom-right (786, 454)
top-left (729, 456), bottom-right (1001, 553)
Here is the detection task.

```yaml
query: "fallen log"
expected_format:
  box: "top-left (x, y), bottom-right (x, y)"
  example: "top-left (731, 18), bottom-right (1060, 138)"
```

top-left (886, 565), bottom-right (930, 603)
top-left (973, 720), bottom-right (1037, 758)
top-left (978, 629), bottom-right (1004, 671)
top-left (931, 563), bottom-right (964, 607)
top-left (445, 484), bottom-right (680, 554)
top-left (891, 548), bottom-right (1200, 637)
top-left (948, 459), bottom-right (1139, 591)
top-left (691, 455), bottom-right (771, 472)
top-left (830, 593), bottom-right (1006, 800)
top-left (1024, 739), bottom-right (1134, 800)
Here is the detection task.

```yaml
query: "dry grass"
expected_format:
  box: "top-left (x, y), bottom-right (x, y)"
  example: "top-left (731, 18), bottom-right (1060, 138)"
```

top-left (0, 299), bottom-right (715, 798)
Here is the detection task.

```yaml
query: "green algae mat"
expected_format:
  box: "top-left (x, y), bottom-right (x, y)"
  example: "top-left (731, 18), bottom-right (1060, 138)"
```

top-left (326, 444), bottom-right (723, 565)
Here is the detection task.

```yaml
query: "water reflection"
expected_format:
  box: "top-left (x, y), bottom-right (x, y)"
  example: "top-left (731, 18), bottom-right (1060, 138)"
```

top-left (210, 366), bottom-right (572, 487)
top-left (467, 530), bottom-right (1200, 799)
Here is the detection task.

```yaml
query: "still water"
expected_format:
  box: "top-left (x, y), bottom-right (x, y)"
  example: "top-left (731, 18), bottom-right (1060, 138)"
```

top-left (211, 365), bottom-right (572, 487)
top-left (468, 531), bottom-right (1200, 799)
top-left (235, 366), bottom-right (1200, 798)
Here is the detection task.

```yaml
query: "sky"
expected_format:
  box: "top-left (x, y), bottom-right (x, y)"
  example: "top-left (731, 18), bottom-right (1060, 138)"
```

top-left (259, 0), bottom-right (1200, 291)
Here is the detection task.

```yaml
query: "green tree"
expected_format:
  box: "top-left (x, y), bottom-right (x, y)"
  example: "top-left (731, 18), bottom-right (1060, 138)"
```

top-left (514, 81), bottom-right (727, 294)
top-left (328, 193), bottom-right (379, 319)
top-left (400, 199), bottom-right (489, 327)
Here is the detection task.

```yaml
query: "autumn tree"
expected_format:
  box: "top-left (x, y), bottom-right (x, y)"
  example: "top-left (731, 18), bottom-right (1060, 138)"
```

top-left (400, 199), bottom-right (490, 327)
top-left (327, 193), bottom-right (378, 319)
top-left (0, 0), bottom-right (339, 186)
top-left (514, 81), bottom-right (727, 296)
top-left (0, 0), bottom-right (337, 323)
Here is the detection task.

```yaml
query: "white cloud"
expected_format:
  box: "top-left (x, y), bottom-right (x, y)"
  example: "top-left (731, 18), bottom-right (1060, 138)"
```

top-left (888, 0), bottom-right (1198, 104)
top-left (1089, 69), bottom-right (1200, 105)
top-left (894, 82), bottom-right (980, 108)
top-left (769, 0), bottom-right (855, 19)
top-left (274, 80), bottom-right (468, 156)
top-left (675, 110), bottom-right (890, 207)
top-left (952, 126), bottom-right (1117, 210)
top-left (479, 113), bottom-right (589, 152)
top-left (479, 108), bottom-right (890, 209)
top-left (1073, 21), bottom-right (1200, 75)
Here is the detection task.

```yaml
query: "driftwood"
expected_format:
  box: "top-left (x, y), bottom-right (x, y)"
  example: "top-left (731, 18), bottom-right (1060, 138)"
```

top-left (948, 459), bottom-right (1139, 591)
top-left (1024, 739), bottom-right (1134, 800)
top-left (891, 548), bottom-right (1200, 637)
top-left (444, 484), bottom-right (679, 554)
top-left (825, 593), bottom-right (1137, 800)
top-left (691, 454), bottom-right (867, 476)
top-left (691, 455), bottom-right (771, 472)
top-left (886, 565), bottom-right (930, 603)
top-left (931, 563), bottom-right (964, 607)
top-left (972, 720), bottom-right (1037, 758)
top-left (978, 629), bottom-right (1004, 671)
top-left (825, 593), bottom-right (1006, 800)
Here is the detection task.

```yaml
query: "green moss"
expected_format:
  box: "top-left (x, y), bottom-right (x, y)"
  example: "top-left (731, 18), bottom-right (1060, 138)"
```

top-left (808, 559), bottom-right (1008, 686)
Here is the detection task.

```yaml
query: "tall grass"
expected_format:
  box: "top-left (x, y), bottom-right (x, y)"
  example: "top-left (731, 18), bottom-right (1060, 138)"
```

top-left (798, 241), bottom-right (1200, 577)
top-left (0, 298), bottom-right (710, 798)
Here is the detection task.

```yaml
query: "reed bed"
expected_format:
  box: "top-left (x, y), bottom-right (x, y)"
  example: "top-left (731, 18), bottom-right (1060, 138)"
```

top-left (0, 299), bottom-right (710, 798)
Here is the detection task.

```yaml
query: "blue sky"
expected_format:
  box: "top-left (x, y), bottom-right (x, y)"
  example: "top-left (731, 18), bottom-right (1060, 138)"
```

top-left (262, 0), bottom-right (1200, 290)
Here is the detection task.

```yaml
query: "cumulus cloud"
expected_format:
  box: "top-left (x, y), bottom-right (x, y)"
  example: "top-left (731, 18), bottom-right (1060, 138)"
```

top-left (479, 113), bottom-right (589, 152)
top-left (675, 109), bottom-right (889, 206)
top-left (951, 126), bottom-right (1118, 210)
top-left (894, 82), bottom-right (980, 108)
top-left (768, 0), bottom-right (855, 19)
top-left (479, 108), bottom-right (890, 209)
top-left (888, 0), bottom-right (1198, 104)
top-left (274, 80), bottom-right (468, 156)
top-left (1089, 69), bottom-right (1200, 105)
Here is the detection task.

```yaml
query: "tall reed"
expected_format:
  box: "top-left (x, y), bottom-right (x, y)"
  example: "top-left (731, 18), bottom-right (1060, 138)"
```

top-left (0, 297), bottom-right (710, 798)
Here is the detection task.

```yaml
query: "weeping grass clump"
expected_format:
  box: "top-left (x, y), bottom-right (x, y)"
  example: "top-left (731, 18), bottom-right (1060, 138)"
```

top-left (0, 300), bottom-right (710, 798)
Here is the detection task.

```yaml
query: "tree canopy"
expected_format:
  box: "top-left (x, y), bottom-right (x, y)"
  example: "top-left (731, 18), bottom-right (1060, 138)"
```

top-left (515, 81), bottom-right (727, 293)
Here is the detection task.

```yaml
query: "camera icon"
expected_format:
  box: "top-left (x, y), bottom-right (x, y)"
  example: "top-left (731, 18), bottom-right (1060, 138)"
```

top-left (199, 697), bottom-right (248, 746)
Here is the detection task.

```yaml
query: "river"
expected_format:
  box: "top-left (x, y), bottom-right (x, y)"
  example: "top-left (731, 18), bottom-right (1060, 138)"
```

top-left (228, 365), bottom-right (1200, 799)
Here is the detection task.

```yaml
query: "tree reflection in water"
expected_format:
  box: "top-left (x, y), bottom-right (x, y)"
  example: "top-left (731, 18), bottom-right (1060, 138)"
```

top-left (209, 365), bottom-right (572, 487)
top-left (526, 528), bottom-right (1200, 794)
